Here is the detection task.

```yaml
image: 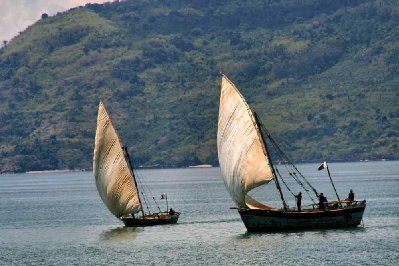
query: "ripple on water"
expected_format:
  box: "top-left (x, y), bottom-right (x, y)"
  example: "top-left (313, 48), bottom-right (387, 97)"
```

top-left (0, 163), bottom-right (398, 265)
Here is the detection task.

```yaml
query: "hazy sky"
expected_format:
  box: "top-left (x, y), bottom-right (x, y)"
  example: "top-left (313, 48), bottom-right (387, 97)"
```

top-left (0, 0), bottom-right (110, 42)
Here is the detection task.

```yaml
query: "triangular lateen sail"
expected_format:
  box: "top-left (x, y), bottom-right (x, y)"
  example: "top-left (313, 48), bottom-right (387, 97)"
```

top-left (93, 101), bottom-right (142, 218)
top-left (217, 75), bottom-right (274, 209)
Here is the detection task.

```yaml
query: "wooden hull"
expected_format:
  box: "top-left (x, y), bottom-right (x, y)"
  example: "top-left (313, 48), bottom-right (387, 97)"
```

top-left (121, 212), bottom-right (180, 227)
top-left (239, 203), bottom-right (366, 232)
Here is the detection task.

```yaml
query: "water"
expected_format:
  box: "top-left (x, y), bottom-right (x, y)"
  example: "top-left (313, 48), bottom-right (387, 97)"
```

top-left (0, 161), bottom-right (398, 265)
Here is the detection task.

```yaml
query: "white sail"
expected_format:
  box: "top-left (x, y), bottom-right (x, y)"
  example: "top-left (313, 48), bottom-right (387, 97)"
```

top-left (217, 75), bottom-right (274, 209)
top-left (93, 101), bottom-right (142, 218)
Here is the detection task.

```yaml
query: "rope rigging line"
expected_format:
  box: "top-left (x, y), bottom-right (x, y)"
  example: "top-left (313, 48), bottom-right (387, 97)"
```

top-left (275, 168), bottom-right (296, 198)
top-left (127, 150), bottom-right (156, 215)
top-left (276, 159), bottom-right (315, 204)
top-left (292, 172), bottom-right (316, 204)
top-left (280, 159), bottom-right (315, 203)
top-left (135, 168), bottom-right (165, 214)
top-left (278, 158), bottom-right (305, 187)
top-left (268, 135), bottom-right (312, 199)
top-left (152, 197), bottom-right (162, 212)
top-left (254, 120), bottom-right (318, 207)
top-left (135, 169), bottom-right (153, 193)
top-left (259, 123), bottom-right (319, 197)
top-left (135, 171), bottom-right (154, 214)
top-left (122, 146), bottom-right (146, 216)
top-left (288, 172), bottom-right (306, 192)
top-left (140, 191), bottom-right (151, 214)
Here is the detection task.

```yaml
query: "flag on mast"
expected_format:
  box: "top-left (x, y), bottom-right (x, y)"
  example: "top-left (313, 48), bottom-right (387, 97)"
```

top-left (160, 193), bottom-right (167, 199)
top-left (318, 161), bottom-right (328, 171)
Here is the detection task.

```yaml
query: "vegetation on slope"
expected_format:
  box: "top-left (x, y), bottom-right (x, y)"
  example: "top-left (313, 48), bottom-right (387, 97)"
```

top-left (0, 0), bottom-right (398, 172)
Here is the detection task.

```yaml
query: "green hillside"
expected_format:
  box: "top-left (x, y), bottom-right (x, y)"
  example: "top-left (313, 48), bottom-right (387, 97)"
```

top-left (0, 0), bottom-right (398, 173)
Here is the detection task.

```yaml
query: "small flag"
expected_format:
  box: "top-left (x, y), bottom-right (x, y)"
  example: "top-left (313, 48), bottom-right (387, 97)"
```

top-left (160, 193), bottom-right (167, 199)
top-left (318, 161), bottom-right (328, 171)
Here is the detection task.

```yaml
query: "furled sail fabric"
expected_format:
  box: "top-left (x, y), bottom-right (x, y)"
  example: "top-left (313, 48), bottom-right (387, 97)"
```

top-left (93, 101), bottom-right (142, 217)
top-left (217, 75), bottom-right (274, 209)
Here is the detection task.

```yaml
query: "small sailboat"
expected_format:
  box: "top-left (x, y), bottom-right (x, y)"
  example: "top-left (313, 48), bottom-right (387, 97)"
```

top-left (217, 75), bottom-right (366, 232)
top-left (93, 101), bottom-right (180, 227)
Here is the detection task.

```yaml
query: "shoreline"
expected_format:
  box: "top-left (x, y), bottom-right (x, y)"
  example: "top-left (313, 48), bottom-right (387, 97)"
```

top-left (188, 164), bottom-right (213, 168)
top-left (26, 169), bottom-right (85, 174)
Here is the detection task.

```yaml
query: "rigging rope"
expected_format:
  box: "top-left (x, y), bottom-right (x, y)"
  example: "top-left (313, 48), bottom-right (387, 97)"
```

top-left (275, 168), bottom-right (296, 198)
top-left (135, 170), bottom-right (154, 214)
top-left (279, 159), bottom-right (316, 203)
top-left (255, 120), bottom-right (318, 206)
top-left (277, 160), bottom-right (316, 204)
top-left (292, 172), bottom-right (316, 204)
top-left (140, 191), bottom-right (151, 214)
top-left (259, 123), bottom-right (319, 197)
top-left (135, 168), bottom-right (167, 214)
top-left (152, 197), bottom-right (162, 212)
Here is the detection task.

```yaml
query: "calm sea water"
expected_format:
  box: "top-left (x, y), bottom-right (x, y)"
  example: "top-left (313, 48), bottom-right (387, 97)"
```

top-left (0, 161), bottom-right (398, 265)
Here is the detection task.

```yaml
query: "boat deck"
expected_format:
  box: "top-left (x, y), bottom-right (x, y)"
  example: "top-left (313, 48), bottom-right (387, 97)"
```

top-left (121, 212), bottom-right (180, 227)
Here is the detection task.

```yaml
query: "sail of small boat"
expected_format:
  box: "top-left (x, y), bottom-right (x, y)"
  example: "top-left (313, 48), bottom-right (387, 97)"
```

top-left (93, 101), bottom-right (143, 218)
top-left (217, 74), bottom-right (366, 232)
top-left (93, 101), bottom-right (180, 227)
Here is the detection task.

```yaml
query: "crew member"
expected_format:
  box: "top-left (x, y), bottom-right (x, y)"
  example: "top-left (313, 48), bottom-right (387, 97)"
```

top-left (348, 189), bottom-right (355, 202)
top-left (295, 192), bottom-right (302, 211)
top-left (318, 193), bottom-right (327, 210)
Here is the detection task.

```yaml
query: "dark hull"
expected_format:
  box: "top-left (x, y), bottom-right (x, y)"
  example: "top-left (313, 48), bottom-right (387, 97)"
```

top-left (121, 212), bottom-right (180, 227)
top-left (239, 204), bottom-right (366, 232)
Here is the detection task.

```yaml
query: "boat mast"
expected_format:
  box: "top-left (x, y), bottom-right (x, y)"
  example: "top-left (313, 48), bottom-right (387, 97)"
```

top-left (123, 146), bottom-right (145, 217)
top-left (325, 163), bottom-right (342, 205)
top-left (253, 112), bottom-right (288, 211)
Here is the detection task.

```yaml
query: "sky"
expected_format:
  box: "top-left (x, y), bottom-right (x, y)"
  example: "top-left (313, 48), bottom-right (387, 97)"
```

top-left (0, 0), bottom-right (110, 42)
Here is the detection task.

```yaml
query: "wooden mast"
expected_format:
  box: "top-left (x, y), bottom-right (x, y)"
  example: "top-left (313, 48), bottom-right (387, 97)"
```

top-left (253, 112), bottom-right (288, 211)
top-left (325, 163), bottom-right (342, 206)
top-left (123, 146), bottom-right (145, 217)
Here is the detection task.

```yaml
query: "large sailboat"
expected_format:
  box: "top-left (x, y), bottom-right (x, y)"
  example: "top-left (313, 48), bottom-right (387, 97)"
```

top-left (217, 75), bottom-right (366, 232)
top-left (93, 101), bottom-right (180, 227)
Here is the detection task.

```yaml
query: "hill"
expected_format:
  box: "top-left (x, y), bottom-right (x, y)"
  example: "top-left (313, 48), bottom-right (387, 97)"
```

top-left (0, 0), bottom-right (398, 173)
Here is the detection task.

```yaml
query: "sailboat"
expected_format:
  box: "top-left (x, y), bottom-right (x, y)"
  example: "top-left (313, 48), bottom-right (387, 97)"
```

top-left (217, 75), bottom-right (366, 232)
top-left (93, 101), bottom-right (180, 227)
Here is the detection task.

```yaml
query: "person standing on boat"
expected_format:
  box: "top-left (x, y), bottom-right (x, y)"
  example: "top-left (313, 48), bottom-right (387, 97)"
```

top-left (348, 189), bottom-right (355, 202)
top-left (169, 208), bottom-right (175, 215)
top-left (295, 192), bottom-right (302, 211)
top-left (318, 193), bottom-right (327, 210)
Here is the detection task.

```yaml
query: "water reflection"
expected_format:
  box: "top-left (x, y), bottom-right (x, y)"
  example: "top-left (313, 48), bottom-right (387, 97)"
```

top-left (236, 230), bottom-right (306, 239)
top-left (100, 226), bottom-right (142, 241)
top-left (235, 226), bottom-right (365, 239)
top-left (181, 217), bottom-right (239, 225)
top-left (236, 232), bottom-right (256, 239)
